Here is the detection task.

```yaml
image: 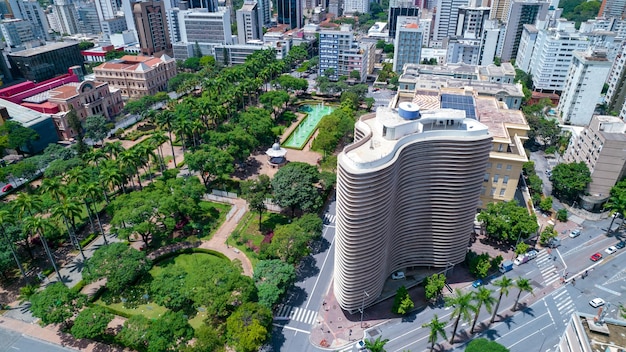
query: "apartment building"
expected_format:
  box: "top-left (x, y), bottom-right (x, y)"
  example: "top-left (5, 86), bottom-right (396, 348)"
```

top-left (0, 19), bottom-right (34, 47)
top-left (563, 115), bottom-right (626, 209)
top-left (499, 0), bottom-right (549, 62)
top-left (393, 16), bottom-right (423, 74)
top-left (133, 0), bottom-right (172, 56)
top-left (168, 6), bottom-right (232, 59)
top-left (93, 54), bottom-right (177, 98)
top-left (557, 50), bottom-right (612, 126)
top-left (318, 24), bottom-right (373, 82)
top-left (334, 95), bottom-right (492, 311)
top-left (236, 0), bottom-right (263, 44)
top-left (605, 42), bottom-right (626, 118)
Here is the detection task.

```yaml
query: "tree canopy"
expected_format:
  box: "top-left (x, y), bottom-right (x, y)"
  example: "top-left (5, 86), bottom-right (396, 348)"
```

top-left (71, 306), bottom-right (114, 340)
top-left (226, 302), bottom-right (273, 352)
top-left (84, 243), bottom-right (152, 294)
top-left (271, 162), bottom-right (321, 216)
top-left (550, 162), bottom-right (591, 204)
top-left (29, 282), bottom-right (86, 325)
top-left (477, 201), bottom-right (539, 242)
top-left (466, 338), bottom-right (510, 352)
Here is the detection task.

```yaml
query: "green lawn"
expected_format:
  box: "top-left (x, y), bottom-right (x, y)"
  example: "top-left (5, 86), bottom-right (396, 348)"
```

top-left (198, 201), bottom-right (231, 239)
top-left (228, 211), bottom-right (290, 266)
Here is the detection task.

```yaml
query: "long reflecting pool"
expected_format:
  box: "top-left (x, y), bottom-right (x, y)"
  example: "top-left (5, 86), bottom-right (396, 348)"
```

top-left (283, 103), bottom-right (335, 149)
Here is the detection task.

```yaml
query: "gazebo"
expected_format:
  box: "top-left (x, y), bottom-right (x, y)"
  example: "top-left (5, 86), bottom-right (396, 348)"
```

top-left (266, 142), bottom-right (288, 168)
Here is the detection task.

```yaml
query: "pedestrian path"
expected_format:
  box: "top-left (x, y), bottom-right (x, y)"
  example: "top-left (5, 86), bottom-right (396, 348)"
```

top-left (536, 249), bottom-right (561, 286)
top-left (273, 304), bottom-right (319, 325)
top-left (551, 289), bottom-right (575, 324)
top-left (323, 214), bottom-right (336, 224)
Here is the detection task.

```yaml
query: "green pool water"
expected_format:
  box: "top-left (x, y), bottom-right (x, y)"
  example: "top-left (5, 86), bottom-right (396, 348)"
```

top-left (283, 104), bottom-right (335, 149)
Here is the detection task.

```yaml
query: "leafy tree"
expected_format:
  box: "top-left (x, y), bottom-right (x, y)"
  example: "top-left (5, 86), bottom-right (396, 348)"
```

top-left (422, 315), bottom-right (447, 351)
top-left (392, 285), bottom-right (414, 315)
top-left (445, 289), bottom-right (477, 343)
top-left (226, 302), bottom-right (273, 352)
top-left (477, 201), bottom-right (539, 242)
top-left (491, 276), bottom-right (513, 323)
top-left (550, 162), bottom-right (591, 203)
top-left (71, 306), bottom-right (114, 340)
top-left (364, 336), bottom-right (389, 352)
top-left (515, 242), bottom-right (529, 256)
top-left (605, 180), bottom-right (626, 234)
top-left (78, 41), bottom-right (95, 50)
top-left (466, 338), bottom-right (510, 352)
top-left (147, 311), bottom-right (194, 352)
top-left (84, 243), bottom-right (152, 294)
top-left (557, 208), bottom-right (568, 222)
top-left (271, 162), bottom-right (321, 216)
top-left (471, 287), bottom-right (496, 333)
top-left (466, 251), bottom-right (492, 278)
top-left (29, 282), bottom-right (86, 326)
top-left (259, 90), bottom-right (289, 118)
top-left (424, 273), bottom-right (446, 302)
top-left (513, 277), bottom-right (534, 311)
top-left (522, 161), bottom-right (535, 176)
top-left (84, 115), bottom-right (109, 145)
top-left (184, 324), bottom-right (224, 352)
top-left (265, 223), bottom-right (314, 264)
top-left (253, 259), bottom-right (296, 308)
top-left (0, 121), bottom-right (39, 155)
top-left (539, 225), bottom-right (558, 246)
top-left (539, 196), bottom-right (553, 213)
top-left (117, 314), bottom-right (151, 351)
top-left (150, 264), bottom-right (193, 312)
top-left (185, 146), bottom-right (234, 189)
top-left (241, 176), bottom-right (271, 231)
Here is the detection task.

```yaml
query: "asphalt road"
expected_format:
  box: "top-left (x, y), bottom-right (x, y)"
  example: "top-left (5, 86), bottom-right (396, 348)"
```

top-left (0, 326), bottom-right (77, 352)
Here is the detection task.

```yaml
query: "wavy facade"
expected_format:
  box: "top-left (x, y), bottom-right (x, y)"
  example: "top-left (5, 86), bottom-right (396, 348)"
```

top-left (334, 103), bottom-right (492, 311)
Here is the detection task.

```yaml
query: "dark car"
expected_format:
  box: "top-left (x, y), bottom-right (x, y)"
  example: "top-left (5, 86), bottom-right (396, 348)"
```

top-left (1, 184), bottom-right (13, 192)
top-left (472, 279), bottom-right (483, 288)
top-left (616, 241), bottom-right (625, 249)
top-left (590, 252), bottom-right (603, 262)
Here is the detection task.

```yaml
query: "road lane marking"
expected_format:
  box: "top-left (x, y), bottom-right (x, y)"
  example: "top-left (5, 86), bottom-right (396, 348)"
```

top-left (494, 311), bottom-right (550, 340)
top-left (305, 226), bottom-right (335, 310)
top-left (506, 324), bottom-right (553, 349)
top-left (594, 284), bottom-right (621, 296)
top-left (272, 323), bottom-right (311, 334)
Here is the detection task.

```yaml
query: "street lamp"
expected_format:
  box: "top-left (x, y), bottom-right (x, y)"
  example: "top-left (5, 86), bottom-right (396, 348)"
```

top-left (360, 291), bottom-right (370, 328)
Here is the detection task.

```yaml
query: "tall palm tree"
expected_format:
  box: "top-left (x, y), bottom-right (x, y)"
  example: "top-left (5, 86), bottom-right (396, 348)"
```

top-left (173, 116), bottom-right (193, 152)
top-left (491, 276), bottom-right (514, 323)
top-left (149, 132), bottom-right (168, 173)
top-left (445, 289), bottom-right (477, 343)
top-left (422, 314), bottom-right (447, 351)
top-left (52, 200), bottom-right (86, 260)
top-left (513, 277), bottom-right (534, 311)
top-left (12, 193), bottom-right (43, 219)
top-left (604, 189), bottom-right (626, 235)
top-left (99, 160), bottom-right (125, 198)
top-left (471, 287), bottom-right (497, 333)
top-left (0, 210), bottom-right (25, 277)
top-left (63, 166), bottom-right (88, 186)
top-left (118, 149), bottom-right (142, 190)
top-left (103, 141), bottom-right (124, 160)
top-left (40, 176), bottom-right (66, 203)
top-left (156, 110), bottom-right (177, 166)
top-left (82, 148), bottom-right (108, 170)
top-left (136, 143), bottom-right (157, 182)
top-left (23, 216), bottom-right (63, 283)
top-left (363, 336), bottom-right (389, 352)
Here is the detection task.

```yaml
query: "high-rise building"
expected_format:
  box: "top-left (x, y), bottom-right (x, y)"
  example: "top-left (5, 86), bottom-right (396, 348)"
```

top-left (433, 0), bottom-right (468, 41)
top-left (387, 0), bottom-right (419, 38)
top-left (277, 0), bottom-right (301, 29)
top-left (599, 0), bottom-right (626, 19)
top-left (11, 0), bottom-right (51, 41)
top-left (236, 0), bottom-right (263, 44)
top-left (343, 0), bottom-right (368, 14)
top-left (0, 18), bottom-right (34, 47)
top-left (479, 19), bottom-right (503, 65)
top-left (52, 0), bottom-right (81, 35)
top-left (187, 0), bottom-right (219, 11)
top-left (563, 115), bottom-right (626, 208)
top-left (133, 0), bottom-right (172, 56)
top-left (100, 16), bottom-right (127, 37)
top-left (557, 50), bottom-right (612, 126)
top-left (333, 96), bottom-right (492, 311)
top-left (489, 0), bottom-right (509, 21)
top-left (77, 6), bottom-right (102, 34)
top-left (95, 0), bottom-right (118, 22)
top-left (169, 7), bottom-right (233, 59)
top-left (526, 20), bottom-right (590, 92)
top-left (446, 38), bottom-right (482, 65)
top-left (515, 24), bottom-right (538, 72)
top-left (605, 42), bottom-right (626, 116)
top-left (499, 0), bottom-right (548, 62)
top-left (318, 24), bottom-right (373, 81)
top-left (257, 0), bottom-right (271, 25)
top-left (455, 5), bottom-right (490, 39)
top-left (393, 16), bottom-right (423, 73)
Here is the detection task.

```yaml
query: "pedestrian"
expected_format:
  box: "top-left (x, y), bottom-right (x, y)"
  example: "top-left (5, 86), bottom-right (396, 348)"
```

top-left (572, 278), bottom-right (576, 286)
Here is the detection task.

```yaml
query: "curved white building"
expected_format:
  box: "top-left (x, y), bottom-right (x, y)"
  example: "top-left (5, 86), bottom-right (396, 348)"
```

top-left (334, 99), bottom-right (492, 311)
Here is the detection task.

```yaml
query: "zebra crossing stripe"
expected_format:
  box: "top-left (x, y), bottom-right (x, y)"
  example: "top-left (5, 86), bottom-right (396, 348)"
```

top-left (553, 290), bottom-right (567, 299)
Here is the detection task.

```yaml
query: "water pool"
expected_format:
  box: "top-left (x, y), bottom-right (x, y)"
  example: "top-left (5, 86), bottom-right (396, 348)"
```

top-left (283, 104), bottom-right (335, 149)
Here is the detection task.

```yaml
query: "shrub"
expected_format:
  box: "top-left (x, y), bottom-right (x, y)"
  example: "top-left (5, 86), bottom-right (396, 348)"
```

top-left (556, 208), bottom-right (568, 222)
top-left (392, 286), bottom-right (414, 315)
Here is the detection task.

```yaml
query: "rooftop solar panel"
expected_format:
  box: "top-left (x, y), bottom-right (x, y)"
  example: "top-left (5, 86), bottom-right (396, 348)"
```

top-left (440, 94), bottom-right (477, 119)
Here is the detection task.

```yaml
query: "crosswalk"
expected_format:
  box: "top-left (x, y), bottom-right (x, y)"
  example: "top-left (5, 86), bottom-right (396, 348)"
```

top-left (323, 214), bottom-right (336, 224)
top-left (552, 289), bottom-right (575, 324)
top-left (274, 304), bottom-right (319, 325)
top-left (535, 250), bottom-right (561, 286)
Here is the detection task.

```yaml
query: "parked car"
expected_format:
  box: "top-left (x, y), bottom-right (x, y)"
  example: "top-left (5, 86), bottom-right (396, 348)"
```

top-left (605, 246), bottom-right (617, 255)
top-left (391, 271), bottom-right (405, 280)
top-left (514, 255), bottom-right (527, 266)
top-left (1, 184), bottom-right (13, 192)
top-left (590, 252), bottom-right (603, 262)
top-left (589, 298), bottom-right (605, 308)
top-left (616, 241), bottom-right (626, 249)
top-left (526, 249), bottom-right (538, 259)
top-left (355, 340), bottom-right (367, 351)
top-left (472, 279), bottom-right (483, 288)
top-left (569, 229), bottom-right (581, 238)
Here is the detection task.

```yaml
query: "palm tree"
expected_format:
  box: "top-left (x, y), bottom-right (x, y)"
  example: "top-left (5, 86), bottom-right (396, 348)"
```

top-left (604, 189), bottom-right (626, 235)
top-left (103, 141), bottom-right (124, 159)
top-left (445, 289), bottom-right (477, 343)
top-left (149, 132), bottom-right (168, 173)
top-left (422, 314), bottom-right (447, 351)
top-left (363, 336), bottom-right (389, 352)
top-left (491, 276), bottom-right (513, 323)
top-left (0, 210), bottom-right (25, 277)
top-left (471, 287), bottom-right (497, 333)
top-left (83, 148), bottom-right (108, 169)
top-left (23, 216), bottom-right (63, 283)
top-left (52, 200), bottom-right (87, 261)
top-left (12, 193), bottom-right (43, 219)
top-left (99, 160), bottom-right (125, 198)
top-left (136, 143), bottom-right (157, 182)
top-left (64, 166), bottom-right (88, 186)
top-left (513, 277), bottom-right (534, 311)
top-left (118, 149), bottom-right (142, 189)
top-left (40, 176), bottom-right (66, 203)
top-left (156, 110), bottom-right (177, 166)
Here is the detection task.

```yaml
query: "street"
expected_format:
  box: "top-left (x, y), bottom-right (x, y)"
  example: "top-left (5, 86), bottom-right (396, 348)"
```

top-left (0, 326), bottom-right (77, 352)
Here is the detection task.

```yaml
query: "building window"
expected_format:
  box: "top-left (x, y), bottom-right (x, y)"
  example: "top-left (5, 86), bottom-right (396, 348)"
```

top-left (506, 164), bottom-right (512, 171)
top-left (503, 175), bottom-right (509, 184)
top-left (493, 174), bottom-right (499, 182)
top-left (484, 173), bottom-right (490, 182)
top-left (491, 187), bottom-right (496, 196)
top-left (486, 162), bottom-right (492, 168)
top-left (496, 163), bottom-right (502, 169)
top-left (499, 188), bottom-right (506, 196)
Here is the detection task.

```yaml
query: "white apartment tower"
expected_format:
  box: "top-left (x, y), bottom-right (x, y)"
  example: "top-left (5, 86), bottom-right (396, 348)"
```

top-left (605, 42), bottom-right (626, 118)
top-left (393, 16), bottom-right (423, 73)
top-left (52, 0), bottom-right (81, 35)
top-left (557, 50), bottom-right (612, 126)
top-left (433, 0), bottom-right (469, 41)
top-left (343, 0), bottom-right (368, 15)
top-left (236, 0), bottom-right (263, 44)
top-left (499, 0), bottom-right (548, 62)
top-left (95, 0), bottom-right (118, 22)
top-left (455, 5), bottom-right (490, 39)
top-left (318, 24), bottom-right (371, 81)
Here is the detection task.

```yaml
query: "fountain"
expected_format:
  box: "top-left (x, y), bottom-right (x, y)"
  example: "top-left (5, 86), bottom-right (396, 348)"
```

top-left (283, 103), bottom-right (336, 149)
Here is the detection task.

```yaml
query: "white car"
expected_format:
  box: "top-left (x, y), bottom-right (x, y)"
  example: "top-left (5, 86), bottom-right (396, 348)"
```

top-left (605, 246), bottom-right (618, 255)
top-left (569, 229), bottom-right (581, 238)
top-left (391, 271), bottom-right (405, 280)
top-left (589, 298), bottom-right (605, 308)
top-left (355, 340), bottom-right (367, 351)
